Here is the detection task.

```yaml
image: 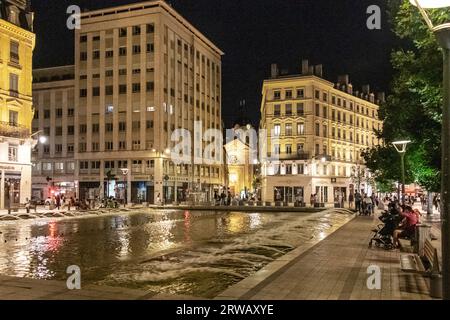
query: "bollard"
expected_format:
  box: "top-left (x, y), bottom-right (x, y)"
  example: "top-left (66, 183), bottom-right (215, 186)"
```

top-left (430, 274), bottom-right (443, 299)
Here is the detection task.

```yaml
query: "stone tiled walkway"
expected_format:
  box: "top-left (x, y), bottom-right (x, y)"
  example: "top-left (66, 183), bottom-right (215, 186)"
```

top-left (219, 215), bottom-right (435, 300)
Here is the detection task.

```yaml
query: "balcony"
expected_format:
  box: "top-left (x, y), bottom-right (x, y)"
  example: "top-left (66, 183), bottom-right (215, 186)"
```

top-left (0, 121), bottom-right (30, 139)
top-left (267, 152), bottom-right (311, 161)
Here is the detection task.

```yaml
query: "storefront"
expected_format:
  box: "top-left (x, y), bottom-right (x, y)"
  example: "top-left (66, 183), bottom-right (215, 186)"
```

top-left (0, 163), bottom-right (32, 210)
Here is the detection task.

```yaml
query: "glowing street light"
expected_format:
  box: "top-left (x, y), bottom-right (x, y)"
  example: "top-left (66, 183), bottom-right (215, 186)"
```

top-left (408, 0), bottom-right (450, 299)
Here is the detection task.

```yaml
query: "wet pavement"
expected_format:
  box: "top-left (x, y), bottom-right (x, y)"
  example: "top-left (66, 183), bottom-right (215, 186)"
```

top-left (0, 208), bottom-right (353, 298)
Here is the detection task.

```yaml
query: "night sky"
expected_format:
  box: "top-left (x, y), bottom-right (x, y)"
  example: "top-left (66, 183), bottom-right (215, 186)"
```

top-left (32, 0), bottom-right (401, 127)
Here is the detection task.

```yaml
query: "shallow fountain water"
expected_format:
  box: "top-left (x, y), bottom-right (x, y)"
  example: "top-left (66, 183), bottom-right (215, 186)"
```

top-left (0, 209), bottom-right (352, 298)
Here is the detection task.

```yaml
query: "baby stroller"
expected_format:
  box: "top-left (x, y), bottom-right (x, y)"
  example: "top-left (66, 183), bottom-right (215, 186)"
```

top-left (369, 210), bottom-right (401, 250)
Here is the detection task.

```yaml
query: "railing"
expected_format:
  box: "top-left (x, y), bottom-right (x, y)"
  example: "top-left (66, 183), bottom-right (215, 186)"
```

top-left (0, 121), bottom-right (30, 139)
top-left (266, 152), bottom-right (311, 161)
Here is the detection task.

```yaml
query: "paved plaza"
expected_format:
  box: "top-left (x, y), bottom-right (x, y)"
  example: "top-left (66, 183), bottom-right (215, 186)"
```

top-left (0, 207), bottom-right (442, 300)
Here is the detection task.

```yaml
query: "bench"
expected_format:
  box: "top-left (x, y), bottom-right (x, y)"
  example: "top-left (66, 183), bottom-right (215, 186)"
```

top-left (400, 239), bottom-right (441, 276)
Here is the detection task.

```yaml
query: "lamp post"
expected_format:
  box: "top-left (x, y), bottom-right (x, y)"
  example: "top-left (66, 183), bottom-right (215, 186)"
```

top-left (392, 140), bottom-right (411, 205)
top-left (409, 0), bottom-right (450, 299)
top-left (120, 168), bottom-right (129, 207)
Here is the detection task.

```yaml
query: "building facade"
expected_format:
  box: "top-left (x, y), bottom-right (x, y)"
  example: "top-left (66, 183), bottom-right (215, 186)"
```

top-left (0, 0), bottom-right (35, 209)
top-left (260, 60), bottom-right (383, 205)
top-left (31, 0), bottom-right (224, 204)
top-left (31, 66), bottom-right (75, 200)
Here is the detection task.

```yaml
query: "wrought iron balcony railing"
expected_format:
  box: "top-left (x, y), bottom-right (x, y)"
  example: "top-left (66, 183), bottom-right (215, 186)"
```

top-left (0, 121), bottom-right (30, 139)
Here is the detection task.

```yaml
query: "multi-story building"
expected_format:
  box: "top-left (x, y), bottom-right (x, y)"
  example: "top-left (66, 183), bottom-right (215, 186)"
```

top-left (0, 0), bottom-right (35, 209)
top-left (259, 60), bottom-right (383, 205)
top-left (32, 0), bottom-right (224, 204)
top-left (31, 66), bottom-right (75, 200)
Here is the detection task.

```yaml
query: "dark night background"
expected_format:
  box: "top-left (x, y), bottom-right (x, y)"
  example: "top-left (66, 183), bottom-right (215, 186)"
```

top-left (32, 0), bottom-right (401, 128)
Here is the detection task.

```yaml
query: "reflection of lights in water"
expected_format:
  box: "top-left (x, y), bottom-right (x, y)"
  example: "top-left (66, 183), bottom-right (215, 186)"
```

top-left (49, 222), bottom-right (57, 238)
top-left (118, 232), bottom-right (130, 259)
top-left (248, 213), bottom-right (262, 229)
top-left (227, 213), bottom-right (246, 233)
top-left (184, 211), bottom-right (192, 243)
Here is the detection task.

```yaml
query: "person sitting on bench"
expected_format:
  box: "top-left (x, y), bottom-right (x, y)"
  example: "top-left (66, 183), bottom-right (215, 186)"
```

top-left (393, 205), bottom-right (418, 248)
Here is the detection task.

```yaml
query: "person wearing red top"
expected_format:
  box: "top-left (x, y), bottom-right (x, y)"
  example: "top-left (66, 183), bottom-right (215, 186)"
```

top-left (393, 206), bottom-right (418, 248)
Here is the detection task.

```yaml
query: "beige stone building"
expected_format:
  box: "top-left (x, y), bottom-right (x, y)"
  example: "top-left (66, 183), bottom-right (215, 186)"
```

top-left (260, 60), bottom-right (383, 205)
top-left (0, 0), bottom-right (35, 209)
top-left (32, 0), bottom-right (224, 204)
top-left (31, 66), bottom-right (75, 200)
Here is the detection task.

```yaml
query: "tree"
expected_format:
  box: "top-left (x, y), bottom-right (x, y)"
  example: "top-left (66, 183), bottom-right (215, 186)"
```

top-left (363, 1), bottom-right (450, 193)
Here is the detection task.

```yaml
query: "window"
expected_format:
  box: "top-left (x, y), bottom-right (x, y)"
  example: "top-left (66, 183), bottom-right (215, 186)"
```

top-left (44, 127), bottom-right (50, 135)
top-left (119, 28), bottom-right (127, 37)
top-left (67, 162), bottom-right (75, 171)
top-left (285, 123), bottom-right (292, 136)
top-left (80, 89), bottom-right (87, 97)
top-left (147, 24), bottom-right (155, 33)
top-left (68, 108), bottom-right (74, 117)
top-left (42, 162), bottom-right (52, 171)
top-left (55, 127), bottom-right (62, 136)
top-left (119, 122), bottom-right (126, 131)
top-left (285, 90), bottom-right (292, 99)
top-left (315, 90), bottom-right (320, 99)
top-left (91, 161), bottom-right (101, 169)
top-left (133, 45), bottom-right (141, 54)
top-left (119, 47), bottom-right (127, 56)
top-left (119, 85), bottom-right (127, 94)
top-left (79, 161), bottom-right (88, 170)
top-left (67, 144), bottom-right (74, 153)
top-left (286, 144), bottom-right (292, 154)
top-left (273, 124), bottom-right (281, 136)
top-left (315, 144), bottom-right (320, 156)
top-left (146, 82), bottom-right (154, 92)
top-left (105, 141), bottom-right (113, 150)
top-left (274, 144), bottom-right (280, 155)
top-left (297, 123), bottom-right (305, 135)
top-left (315, 104), bottom-right (320, 117)
top-left (8, 145), bottom-right (18, 162)
top-left (132, 140), bottom-right (141, 150)
top-left (9, 110), bottom-right (18, 126)
top-left (297, 143), bottom-right (304, 154)
top-left (274, 105), bottom-right (281, 116)
top-left (132, 83), bottom-right (141, 93)
top-left (43, 145), bottom-right (50, 154)
top-left (297, 103), bottom-right (304, 116)
top-left (146, 120), bottom-right (154, 129)
top-left (106, 70), bottom-right (113, 77)
top-left (55, 144), bottom-right (63, 153)
top-left (132, 121), bottom-right (140, 130)
top-left (80, 52), bottom-right (87, 61)
top-left (92, 123), bottom-right (99, 133)
top-left (119, 141), bottom-right (126, 150)
top-left (105, 50), bottom-right (113, 58)
top-left (297, 88), bottom-right (304, 98)
top-left (323, 106), bottom-right (327, 118)
top-left (132, 26), bottom-right (141, 35)
top-left (106, 104), bottom-right (114, 113)
top-left (93, 36), bottom-right (100, 41)
top-left (55, 108), bottom-right (63, 118)
top-left (10, 40), bottom-right (19, 63)
top-left (105, 86), bottom-right (113, 95)
top-left (92, 142), bottom-right (100, 152)
top-left (79, 124), bottom-right (87, 133)
top-left (146, 43), bottom-right (154, 53)
top-left (105, 161), bottom-right (115, 169)
top-left (80, 35), bottom-right (87, 43)
top-left (285, 104), bottom-right (292, 116)
top-left (93, 50), bottom-right (100, 59)
top-left (315, 123), bottom-right (320, 136)
top-left (93, 87), bottom-right (100, 96)
top-left (9, 73), bottom-right (18, 96)
top-left (274, 91), bottom-right (281, 100)
top-left (286, 164), bottom-right (292, 175)
top-left (106, 123), bottom-right (113, 132)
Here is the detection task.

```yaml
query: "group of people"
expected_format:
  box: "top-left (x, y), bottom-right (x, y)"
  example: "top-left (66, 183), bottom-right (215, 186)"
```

top-left (43, 195), bottom-right (86, 211)
top-left (350, 192), bottom-right (381, 216)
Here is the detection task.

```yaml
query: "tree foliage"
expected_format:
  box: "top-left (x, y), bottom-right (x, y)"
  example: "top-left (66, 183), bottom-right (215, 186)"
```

top-left (363, 1), bottom-right (450, 192)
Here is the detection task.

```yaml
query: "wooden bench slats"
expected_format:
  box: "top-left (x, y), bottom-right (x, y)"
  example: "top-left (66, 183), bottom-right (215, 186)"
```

top-left (400, 238), bottom-right (440, 276)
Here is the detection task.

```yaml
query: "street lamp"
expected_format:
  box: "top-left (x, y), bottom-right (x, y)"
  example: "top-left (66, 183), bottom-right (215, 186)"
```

top-left (120, 168), bottom-right (129, 207)
top-left (392, 140), bottom-right (411, 205)
top-left (409, 0), bottom-right (450, 299)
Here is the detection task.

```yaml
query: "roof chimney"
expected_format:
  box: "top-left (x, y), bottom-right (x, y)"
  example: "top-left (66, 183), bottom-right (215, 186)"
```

top-left (362, 84), bottom-right (370, 95)
top-left (314, 65), bottom-right (323, 78)
top-left (347, 83), bottom-right (353, 95)
top-left (338, 75), bottom-right (349, 86)
top-left (308, 66), bottom-right (314, 75)
top-left (302, 59), bottom-right (309, 75)
top-left (377, 92), bottom-right (385, 103)
top-left (270, 64), bottom-right (279, 78)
